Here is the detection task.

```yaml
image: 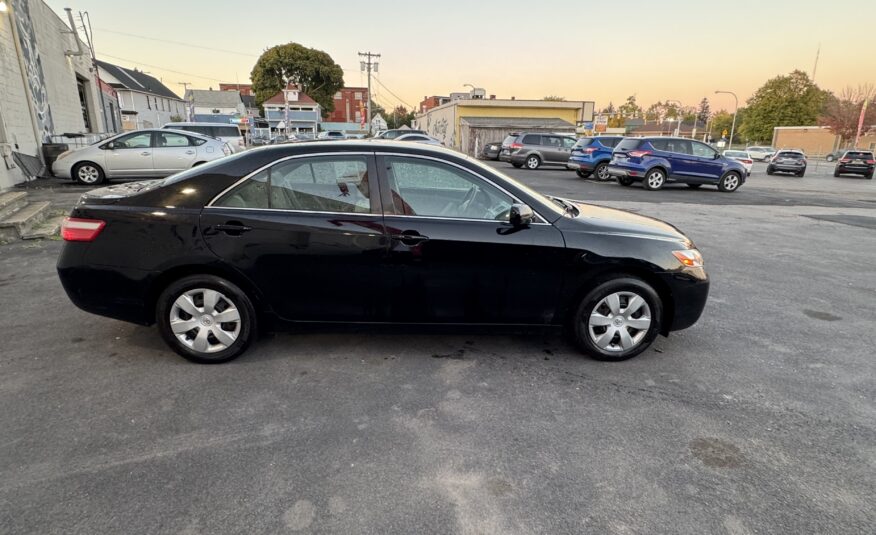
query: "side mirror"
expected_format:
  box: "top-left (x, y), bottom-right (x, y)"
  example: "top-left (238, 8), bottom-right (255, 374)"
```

top-left (104, 142), bottom-right (115, 150)
top-left (713, 152), bottom-right (721, 159)
top-left (509, 203), bottom-right (534, 227)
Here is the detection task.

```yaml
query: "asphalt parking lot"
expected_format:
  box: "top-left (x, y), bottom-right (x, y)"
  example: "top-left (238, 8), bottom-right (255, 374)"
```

top-left (2, 162), bottom-right (875, 534)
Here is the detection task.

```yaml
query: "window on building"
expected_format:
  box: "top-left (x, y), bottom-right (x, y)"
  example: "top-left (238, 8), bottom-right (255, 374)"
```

top-left (146, 95), bottom-right (151, 109)
top-left (76, 76), bottom-right (93, 132)
top-left (334, 92), bottom-right (342, 99)
top-left (354, 92), bottom-right (363, 100)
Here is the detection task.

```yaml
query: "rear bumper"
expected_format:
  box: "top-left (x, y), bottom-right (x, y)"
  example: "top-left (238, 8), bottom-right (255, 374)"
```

top-left (566, 158), bottom-right (598, 171)
top-left (836, 164), bottom-right (874, 174)
top-left (606, 165), bottom-right (644, 179)
top-left (770, 164), bottom-right (806, 172)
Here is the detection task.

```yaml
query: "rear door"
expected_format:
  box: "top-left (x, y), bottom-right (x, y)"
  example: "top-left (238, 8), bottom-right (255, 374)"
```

top-left (152, 131), bottom-right (197, 173)
top-left (542, 135), bottom-right (567, 163)
top-left (375, 153), bottom-right (566, 324)
top-left (104, 131), bottom-right (155, 177)
top-left (660, 139), bottom-right (696, 179)
top-left (201, 153), bottom-right (390, 321)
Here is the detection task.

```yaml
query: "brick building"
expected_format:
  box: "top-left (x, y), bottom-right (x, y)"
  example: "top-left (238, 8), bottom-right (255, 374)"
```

top-left (219, 83), bottom-right (253, 97)
top-left (419, 95), bottom-right (450, 114)
top-left (321, 87), bottom-right (368, 133)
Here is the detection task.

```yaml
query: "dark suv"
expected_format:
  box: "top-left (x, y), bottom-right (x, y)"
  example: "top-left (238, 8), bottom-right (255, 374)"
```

top-left (608, 137), bottom-right (747, 192)
top-left (567, 136), bottom-right (624, 180)
top-left (500, 132), bottom-right (577, 170)
top-left (833, 150), bottom-right (874, 179)
top-left (766, 150), bottom-right (807, 177)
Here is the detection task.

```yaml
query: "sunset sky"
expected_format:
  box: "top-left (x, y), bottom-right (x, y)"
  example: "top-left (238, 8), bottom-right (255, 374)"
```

top-left (47, 0), bottom-right (876, 112)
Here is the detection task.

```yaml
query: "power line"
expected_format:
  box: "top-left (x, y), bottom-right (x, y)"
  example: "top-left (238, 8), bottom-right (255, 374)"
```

top-left (95, 28), bottom-right (259, 57)
top-left (97, 52), bottom-right (229, 83)
top-left (372, 75), bottom-right (414, 109)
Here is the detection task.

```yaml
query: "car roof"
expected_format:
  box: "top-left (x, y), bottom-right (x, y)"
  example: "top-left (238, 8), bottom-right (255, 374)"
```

top-left (114, 128), bottom-right (216, 141)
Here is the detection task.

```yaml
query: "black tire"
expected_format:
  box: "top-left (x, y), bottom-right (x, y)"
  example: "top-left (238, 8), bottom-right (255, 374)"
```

top-left (511, 162), bottom-right (523, 168)
top-left (156, 274), bottom-right (256, 364)
top-left (834, 170), bottom-right (840, 177)
top-left (866, 173), bottom-right (873, 180)
top-left (525, 154), bottom-right (541, 170)
top-left (718, 171), bottom-right (742, 192)
top-left (72, 162), bottom-right (106, 186)
top-left (576, 169), bottom-right (592, 179)
top-left (766, 166), bottom-right (774, 175)
top-left (643, 168), bottom-right (666, 190)
top-left (617, 176), bottom-right (634, 187)
top-left (594, 162), bottom-right (611, 181)
top-left (571, 277), bottom-right (663, 361)
top-left (797, 170), bottom-right (805, 177)
top-left (687, 184), bottom-right (702, 189)
top-left (826, 155), bottom-right (835, 162)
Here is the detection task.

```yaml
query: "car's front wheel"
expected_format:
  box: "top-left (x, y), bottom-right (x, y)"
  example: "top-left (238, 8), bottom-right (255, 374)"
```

top-left (576, 169), bottom-right (591, 179)
top-left (572, 277), bottom-right (662, 361)
top-left (73, 162), bottom-right (105, 185)
top-left (718, 171), bottom-right (741, 192)
top-left (643, 169), bottom-right (666, 190)
top-left (525, 155), bottom-right (541, 170)
top-left (156, 275), bottom-right (256, 364)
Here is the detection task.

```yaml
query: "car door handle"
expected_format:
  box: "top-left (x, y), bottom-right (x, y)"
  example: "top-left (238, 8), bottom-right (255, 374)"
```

top-left (185, 150), bottom-right (195, 155)
top-left (141, 152), bottom-right (151, 156)
top-left (391, 231), bottom-right (429, 245)
top-left (214, 223), bottom-right (252, 235)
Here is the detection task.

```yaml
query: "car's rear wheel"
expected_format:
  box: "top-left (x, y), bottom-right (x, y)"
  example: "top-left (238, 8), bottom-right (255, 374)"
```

top-left (594, 162), bottom-right (611, 181)
top-left (834, 170), bottom-right (841, 177)
top-left (766, 166), bottom-right (774, 175)
top-left (576, 169), bottom-right (591, 178)
top-left (718, 171), bottom-right (741, 192)
top-left (687, 184), bottom-right (702, 189)
top-left (73, 162), bottom-right (105, 185)
top-left (572, 277), bottom-right (662, 361)
top-left (157, 275), bottom-right (256, 364)
top-left (867, 173), bottom-right (873, 180)
top-left (643, 169), bottom-right (666, 190)
top-left (617, 176), bottom-right (634, 187)
top-left (797, 170), bottom-right (806, 177)
top-left (525, 155), bottom-right (541, 170)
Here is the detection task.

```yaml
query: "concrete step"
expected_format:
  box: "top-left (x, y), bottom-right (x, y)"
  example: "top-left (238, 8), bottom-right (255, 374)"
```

top-left (0, 191), bottom-right (28, 221)
top-left (20, 214), bottom-right (64, 240)
top-left (0, 201), bottom-right (52, 241)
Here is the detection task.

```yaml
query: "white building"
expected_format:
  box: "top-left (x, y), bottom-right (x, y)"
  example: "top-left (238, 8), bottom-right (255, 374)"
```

top-left (262, 85), bottom-right (321, 134)
top-left (96, 60), bottom-right (186, 131)
top-left (371, 113), bottom-right (388, 132)
top-left (1, 0), bottom-right (106, 188)
top-left (184, 88), bottom-right (246, 124)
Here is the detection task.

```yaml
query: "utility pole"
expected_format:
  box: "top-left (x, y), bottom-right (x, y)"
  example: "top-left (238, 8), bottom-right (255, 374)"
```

top-left (78, 11), bottom-right (109, 132)
top-left (812, 43), bottom-right (821, 84)
top-left (358, 51), bottom-right (380, 135)
top-left (715, 90), bottom-right (738, 149)
top-left (178, 82), bottom-right (191, 121)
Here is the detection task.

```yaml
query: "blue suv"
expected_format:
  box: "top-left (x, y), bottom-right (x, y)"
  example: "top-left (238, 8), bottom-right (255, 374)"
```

top-left (566, 136), bottom-right (624, 180)
top-left (607, 137), bottom-right (747, 192)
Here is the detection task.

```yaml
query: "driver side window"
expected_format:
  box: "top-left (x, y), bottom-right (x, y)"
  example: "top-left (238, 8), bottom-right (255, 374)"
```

top-left (385, 157), bottom-right (513, 220)
top-left (692, 142), bottom-right (718, 159)
top-left (112, 132), bottom-right (152, 149)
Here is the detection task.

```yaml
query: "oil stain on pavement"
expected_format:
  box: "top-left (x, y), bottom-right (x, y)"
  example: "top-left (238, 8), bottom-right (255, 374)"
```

top-left (690, 438), bottom-right (745, 468)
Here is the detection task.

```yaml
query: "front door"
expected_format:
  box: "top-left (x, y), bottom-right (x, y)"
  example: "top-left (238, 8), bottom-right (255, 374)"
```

top-left (200, 153), bottom-right (389, 322)
top-left (376, 154), bottom-right (566, 324)
top-left (104, 131), bottom-right (155, 177)
top-left (690, 140), bottom-right (724, 181)
top-left (152, 131), bottom-right (197, 174)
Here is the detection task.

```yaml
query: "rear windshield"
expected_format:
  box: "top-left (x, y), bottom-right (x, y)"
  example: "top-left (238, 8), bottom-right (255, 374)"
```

top-left (574, 138), bottom-right (594, 148)
top-left (844, 151), bottom-right (873, 159)
top-left (615, 138), bottom-right (643, 151)
top-left (777, 151), bottom-right (804, 159)
top-left (502, 135), bottom-right (518, 145)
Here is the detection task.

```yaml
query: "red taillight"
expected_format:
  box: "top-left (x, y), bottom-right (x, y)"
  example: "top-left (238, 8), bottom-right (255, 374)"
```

top-left (61, 217), bottom-right (106, 242)
top-left (582, 147), bottom-right (597, 154)
top-left (866, 159), bottom-right (876, 164)
top-left (741, 159), bottom-right (753, 164)
top-left (510, 142), bottom-right (522, 150)
top-left (839, 158), bottom-right (850, 163)
top-left (628, 150), bottom-right (652, 158)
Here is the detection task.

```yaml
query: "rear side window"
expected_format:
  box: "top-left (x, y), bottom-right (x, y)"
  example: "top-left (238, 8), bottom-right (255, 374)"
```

top-left (502, 135), bottom-right (518, 145)
top-left (521, 134), bottom-right (542, 145)
top-left (574, 138), bottom-right (594, 148)
top-left (616, 138), bottom-right (643, 151)
top-left (598, 138), bottom-right (621, 148)
top-left (648, 139), bottom-right (667, 151)
top-left (212, 126), bottom-right (242, 138)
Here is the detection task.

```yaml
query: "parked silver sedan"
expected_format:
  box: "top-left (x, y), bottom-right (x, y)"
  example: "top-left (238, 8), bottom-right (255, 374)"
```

top-left (52, 129), bottom-right (232, 185)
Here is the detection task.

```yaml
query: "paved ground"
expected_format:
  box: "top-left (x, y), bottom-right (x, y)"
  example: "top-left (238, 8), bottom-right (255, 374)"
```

top-left (2, 163), bottom-right (875, 534)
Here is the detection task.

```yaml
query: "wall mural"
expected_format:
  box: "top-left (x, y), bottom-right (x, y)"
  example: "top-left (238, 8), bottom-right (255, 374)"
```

top-left (12, 0), bottom-right (55, 142)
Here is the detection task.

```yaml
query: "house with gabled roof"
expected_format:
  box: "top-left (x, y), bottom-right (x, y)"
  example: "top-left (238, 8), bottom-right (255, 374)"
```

top-left (96, 60), bottom-right (186, 131)
top-left (262, 84), bottom-right (321, 135)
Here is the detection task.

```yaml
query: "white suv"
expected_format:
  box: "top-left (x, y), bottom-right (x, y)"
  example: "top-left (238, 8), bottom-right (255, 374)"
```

top-left (162, 122), bottom-right (245, 153)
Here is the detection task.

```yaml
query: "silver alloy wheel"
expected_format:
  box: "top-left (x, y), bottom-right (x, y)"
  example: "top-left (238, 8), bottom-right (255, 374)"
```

top-left (526, 156), bottom-right (539, 169)
top-left (597, 164), bottom-right (610, 180)
top-left (170, 288), bottom-right (241, 353)
top-left (647, 171), bottom-right (664, 189)
top-left (77, 165), bottom-right (100, 184)
top-left (723, 173), bottom-right (740, 190)
top-left (587, 291), bottom-right (652, 352)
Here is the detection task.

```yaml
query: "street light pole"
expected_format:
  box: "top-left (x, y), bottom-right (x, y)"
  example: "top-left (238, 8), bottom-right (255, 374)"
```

top-left (715, 90), bottom-right (738, 149)
top-left (667, 99), bottom-right (683, 136)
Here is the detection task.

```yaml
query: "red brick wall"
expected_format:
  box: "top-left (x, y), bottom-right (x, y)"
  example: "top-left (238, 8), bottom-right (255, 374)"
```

top-left (327, 88), bottom-right (368, 123)
top-left (219, 83), bottom-right (252, 96)
top-left (419, 96), bottom-right (443, 114)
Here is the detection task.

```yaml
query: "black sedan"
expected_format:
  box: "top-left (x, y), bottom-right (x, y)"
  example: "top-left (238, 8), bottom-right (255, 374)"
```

top-left (833, 150), bottom-right (874, 179)
top-left (479, 141), bottom-right (503, 160)
top-left (57, 141), bottom-right (709, 364)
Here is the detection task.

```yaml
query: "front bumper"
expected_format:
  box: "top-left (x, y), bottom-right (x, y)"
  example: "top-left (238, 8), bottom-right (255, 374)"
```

top-left (51, 159), bottom-right (74, 179)
top-left (658, 270), bottom-right (710, 332)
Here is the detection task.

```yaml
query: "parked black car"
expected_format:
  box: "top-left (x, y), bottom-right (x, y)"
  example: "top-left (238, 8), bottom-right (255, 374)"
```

top-left (479, 140), bottom-right (503, 160)
top-left (833, 150), bottom-right (874, 179)
top-left (825, 148), bottom-right (855, 162)
top-left (57, 141), bottom-right (709, 364)
top-left (767, 150), bottom-right (807, 177)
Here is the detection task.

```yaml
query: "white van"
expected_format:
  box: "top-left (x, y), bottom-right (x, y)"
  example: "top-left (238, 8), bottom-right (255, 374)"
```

top-left (162, 122), bottom-right (245, 153)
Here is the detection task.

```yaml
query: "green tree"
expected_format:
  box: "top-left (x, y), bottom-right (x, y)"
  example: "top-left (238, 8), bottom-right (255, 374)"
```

top-left (250, 42), bottom-right (344, 116)
top-left (601, 102), bottom-right (616, 115)
top-left (618, 95), bottom-right (642, 118)
top-left (739, 70), bottom-right (829, 143)
top-left (696, 98), bottom-right (711, 125)
top-left (385, 106), bottom-right (415, 129)
top-left (543, 95), bottom-right (566, 101)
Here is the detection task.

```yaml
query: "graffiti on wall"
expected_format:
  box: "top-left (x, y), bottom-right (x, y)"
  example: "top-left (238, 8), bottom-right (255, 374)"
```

top-left (12, 0), bottom-right (55, 142)
top-left (425, 115), bottom-right (455, 150)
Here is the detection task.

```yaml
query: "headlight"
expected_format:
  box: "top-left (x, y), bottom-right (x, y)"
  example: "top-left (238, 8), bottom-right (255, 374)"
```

top-left (672, 249), bottom-right (704, 268)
